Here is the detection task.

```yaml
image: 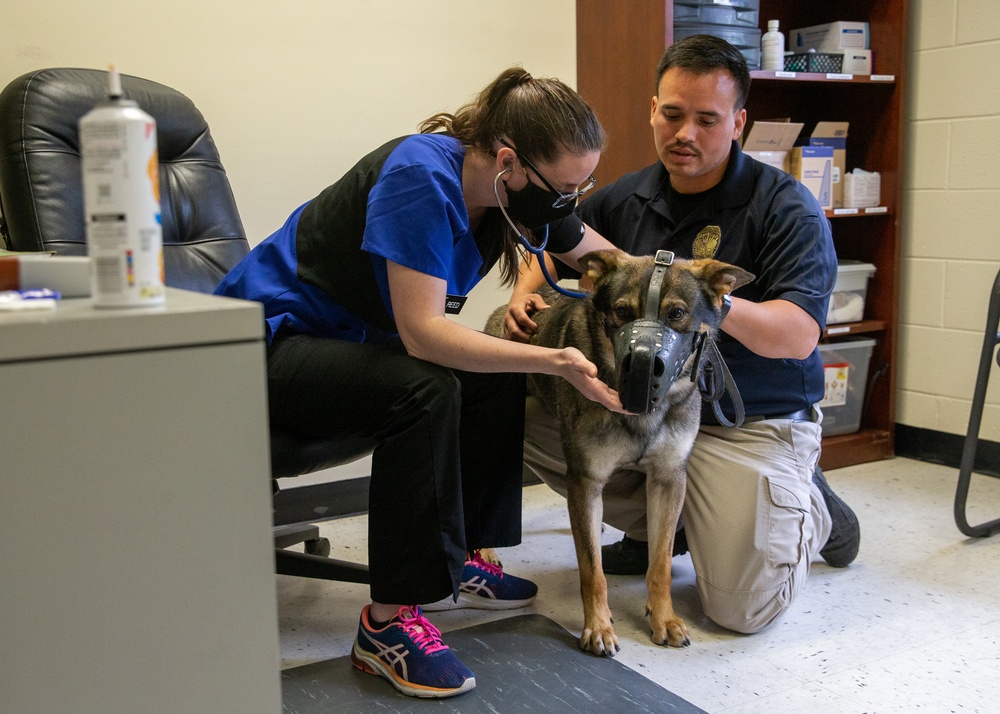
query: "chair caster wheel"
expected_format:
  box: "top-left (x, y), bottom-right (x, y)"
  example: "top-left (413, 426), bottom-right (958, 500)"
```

top-left (305, 537), bottom-right (331, 557)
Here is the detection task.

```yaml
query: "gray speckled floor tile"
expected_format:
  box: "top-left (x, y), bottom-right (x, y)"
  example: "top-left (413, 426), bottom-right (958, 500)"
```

top-left (277, 457), bottom-right (1000, 712)
top-left (816, 646), bottom-right (1000, 713)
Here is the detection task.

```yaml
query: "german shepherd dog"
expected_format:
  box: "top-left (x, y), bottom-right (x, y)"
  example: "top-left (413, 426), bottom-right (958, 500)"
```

top-left (487, 249), bottom-right (752, 656)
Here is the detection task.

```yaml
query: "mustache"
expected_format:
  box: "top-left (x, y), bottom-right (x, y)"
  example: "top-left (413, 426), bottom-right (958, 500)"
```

top-left (667, 141), bottom-right (699, 156)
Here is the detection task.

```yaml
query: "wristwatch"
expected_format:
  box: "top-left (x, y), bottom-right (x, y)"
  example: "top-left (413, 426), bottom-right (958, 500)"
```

top-left (720, 294), bottom-right (732, 321)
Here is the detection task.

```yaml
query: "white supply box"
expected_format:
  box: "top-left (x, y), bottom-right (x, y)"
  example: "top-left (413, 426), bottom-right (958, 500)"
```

top-left (789, 145), bottom-right (834, 210)
top-left (790, 21), bottom-right (870, 51)
top-left (835, 48), bottom-right (873, 75)
top-left (827, 260), bottom-right (876, 325)
top-left (808, 122), bottom-right (849, 208)
top-left (844, 169), bottom-right (881, 208)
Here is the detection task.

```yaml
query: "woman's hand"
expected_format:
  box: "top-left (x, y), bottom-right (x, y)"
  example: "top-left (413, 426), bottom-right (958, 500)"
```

top-left (556, 346), bottom-right (627, 413)
top-left (503, 292), bottom-right (550, 343)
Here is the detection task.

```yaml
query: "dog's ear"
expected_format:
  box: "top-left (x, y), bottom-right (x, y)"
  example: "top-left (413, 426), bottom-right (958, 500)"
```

top-left (578, 249), bottom-right (630, 283)
top-left (686, 258), bottom-right (755, 303)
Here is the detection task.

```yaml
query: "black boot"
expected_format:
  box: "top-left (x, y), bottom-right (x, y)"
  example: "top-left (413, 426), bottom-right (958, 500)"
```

top-left (813, 467), bottom-right (860, 567)
top-left (601, 529), bottom-right (688, 575)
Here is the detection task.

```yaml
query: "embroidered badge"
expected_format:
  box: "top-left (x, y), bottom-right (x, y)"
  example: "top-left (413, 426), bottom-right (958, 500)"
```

top-left (693, 226), bottom-right (721, 259)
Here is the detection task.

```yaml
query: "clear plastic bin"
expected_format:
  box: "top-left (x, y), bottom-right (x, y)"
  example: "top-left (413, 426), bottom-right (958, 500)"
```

top-left (673, 23), bottom-right (762, 69)
top-left (817, 338), bottom-right (875, 436)
top-left (827, 260), bottom-right (876, 325)
top-left (672, 0), bottom-right (760, 28)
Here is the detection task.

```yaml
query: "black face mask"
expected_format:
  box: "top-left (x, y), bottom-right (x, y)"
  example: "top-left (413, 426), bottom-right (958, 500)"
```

top-left (502, 177), bottom-right (576, 230)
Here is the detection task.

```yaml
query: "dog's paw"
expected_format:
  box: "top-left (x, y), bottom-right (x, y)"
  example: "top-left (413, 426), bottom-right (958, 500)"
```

top-left (579, 623), bottom-right (620, 657)
top-left (477, 547), bottom-right (502, 567)
top-left (649, 615), bottom-right (691, 648)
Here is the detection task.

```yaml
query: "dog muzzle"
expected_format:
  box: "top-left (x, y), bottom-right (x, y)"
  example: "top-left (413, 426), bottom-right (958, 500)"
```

top-left (612, 251), bottom-right (700, 414)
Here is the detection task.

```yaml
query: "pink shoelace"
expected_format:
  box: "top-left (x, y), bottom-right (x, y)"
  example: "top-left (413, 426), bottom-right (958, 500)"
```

top-left (398, 607), bottom-right (449, 655)
top-left (469, 550), bottom-right (503, 578)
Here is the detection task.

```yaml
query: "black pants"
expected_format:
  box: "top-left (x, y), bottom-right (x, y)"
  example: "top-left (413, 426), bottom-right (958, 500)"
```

top-left (267, 333), bottom-right (527, 604)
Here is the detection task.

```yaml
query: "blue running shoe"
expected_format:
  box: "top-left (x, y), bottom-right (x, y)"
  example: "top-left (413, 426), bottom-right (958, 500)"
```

top-left (423, 550), bottom-right (538, 611)
top-left (351, 605), bottom-right (475, 698)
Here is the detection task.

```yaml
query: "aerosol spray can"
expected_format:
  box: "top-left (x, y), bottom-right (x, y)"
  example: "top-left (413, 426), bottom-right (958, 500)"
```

top-left (80, 65), bottom-right (165, 307)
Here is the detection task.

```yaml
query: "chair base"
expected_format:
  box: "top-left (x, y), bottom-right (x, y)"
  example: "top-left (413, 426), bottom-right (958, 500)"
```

top-left (273, 522), bottom-right (370, 584)
top-left (274, 523), bottom-right (328, 553)
top-left (275, 548), bottom-right (370, 583)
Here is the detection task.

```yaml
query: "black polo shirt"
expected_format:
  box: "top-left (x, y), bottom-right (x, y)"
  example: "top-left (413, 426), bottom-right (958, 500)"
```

top-left (559, 141), bottom-right (837, 420)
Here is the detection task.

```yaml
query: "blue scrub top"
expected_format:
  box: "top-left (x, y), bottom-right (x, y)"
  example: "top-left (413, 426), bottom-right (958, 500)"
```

top-left (216, 134), bottom-right (500, 344)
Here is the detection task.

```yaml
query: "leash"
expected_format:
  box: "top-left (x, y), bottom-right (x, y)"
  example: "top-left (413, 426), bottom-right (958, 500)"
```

top-left (692, 335), bottom-right (746, 428)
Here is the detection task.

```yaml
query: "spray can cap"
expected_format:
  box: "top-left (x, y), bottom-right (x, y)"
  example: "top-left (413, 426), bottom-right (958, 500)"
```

top-left (107, 64), bottom-right (123, 99)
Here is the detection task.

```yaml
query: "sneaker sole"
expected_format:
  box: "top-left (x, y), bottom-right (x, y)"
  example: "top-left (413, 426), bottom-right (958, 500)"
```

top-left (422, 591), bottom-right (536, 612)
top-left (351, 641), bottom-right (476, 698)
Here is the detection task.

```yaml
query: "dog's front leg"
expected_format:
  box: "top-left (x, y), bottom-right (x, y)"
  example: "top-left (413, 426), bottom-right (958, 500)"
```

top-left (566, 474), bottom-right (619, 657)
top-left (645, 469), bottom-right (691, 648)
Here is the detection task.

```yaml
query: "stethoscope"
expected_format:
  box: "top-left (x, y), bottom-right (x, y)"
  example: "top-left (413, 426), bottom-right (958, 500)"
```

top-left (493, 168), bottom-right (588, 299)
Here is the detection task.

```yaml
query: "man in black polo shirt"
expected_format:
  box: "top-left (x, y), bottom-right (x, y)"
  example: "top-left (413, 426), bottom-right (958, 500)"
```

top-left (504, 34), bottom-right (860, 634)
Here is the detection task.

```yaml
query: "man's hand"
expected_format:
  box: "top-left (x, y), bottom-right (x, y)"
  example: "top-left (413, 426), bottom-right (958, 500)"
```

top-left (503, 292), bottom-right (550, 343)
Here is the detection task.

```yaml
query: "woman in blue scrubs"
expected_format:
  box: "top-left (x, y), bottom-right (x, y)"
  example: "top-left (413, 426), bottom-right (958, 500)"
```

top-left (216, 66), bottom-right (621, 698)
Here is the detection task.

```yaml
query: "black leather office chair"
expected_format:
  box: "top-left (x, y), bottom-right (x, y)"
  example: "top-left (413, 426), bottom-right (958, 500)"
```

top-left (0, 67), bottom-right (369, 583)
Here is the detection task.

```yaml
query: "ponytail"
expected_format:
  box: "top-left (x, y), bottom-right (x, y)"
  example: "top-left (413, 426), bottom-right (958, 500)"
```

top-left (420, 67), bottom-right (604, 160)
top-left (419, 67), bottom-right (606, 285)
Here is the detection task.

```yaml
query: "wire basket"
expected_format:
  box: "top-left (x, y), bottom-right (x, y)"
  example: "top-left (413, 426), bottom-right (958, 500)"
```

top-left (784, 52), bottom-right (843, 73)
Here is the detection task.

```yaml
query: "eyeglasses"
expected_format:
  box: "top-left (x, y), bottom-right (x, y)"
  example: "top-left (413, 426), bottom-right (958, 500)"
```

top-left (499, 139), bottom-right (597, 208)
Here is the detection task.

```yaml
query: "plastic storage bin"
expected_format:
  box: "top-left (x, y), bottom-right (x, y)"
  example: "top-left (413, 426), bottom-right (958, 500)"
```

top-left (672, 0), bottom-right (760, 28)
top-left (817, 338), bottom-right (875, 436)
top-left (672, 23), bottom-right (762, 70)
top-left (827, 260), bottom-right (876, 324)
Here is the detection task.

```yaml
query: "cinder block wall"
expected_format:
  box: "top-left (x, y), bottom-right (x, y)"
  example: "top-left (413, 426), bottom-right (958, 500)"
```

top-left (900, 0), bottom-right (1000, 441)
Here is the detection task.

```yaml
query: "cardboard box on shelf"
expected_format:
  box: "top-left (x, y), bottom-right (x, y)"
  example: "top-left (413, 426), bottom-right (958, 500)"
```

top-left (790, 21), bottom-right (870, 51)
top-left (789, 145), bottom-right (834, 210)
top-left (834, 48), bottom-right (873, 75)
top-left (808, 122), bottom-right (849, 208)
top-left (742, 121), bottom-right (803, 173)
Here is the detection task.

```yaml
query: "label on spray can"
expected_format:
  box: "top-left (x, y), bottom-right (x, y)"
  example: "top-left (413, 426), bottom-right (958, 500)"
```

top-left (80, 76), bottom-right (165, 308)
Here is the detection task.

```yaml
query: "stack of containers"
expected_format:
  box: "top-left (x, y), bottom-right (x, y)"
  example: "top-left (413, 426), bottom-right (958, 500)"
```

top-left (673, 0), bottom-right (762, 69)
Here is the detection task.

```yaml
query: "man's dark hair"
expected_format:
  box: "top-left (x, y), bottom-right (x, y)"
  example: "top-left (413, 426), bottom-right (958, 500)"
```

top-left (655, 34), bottom-right (752, 110)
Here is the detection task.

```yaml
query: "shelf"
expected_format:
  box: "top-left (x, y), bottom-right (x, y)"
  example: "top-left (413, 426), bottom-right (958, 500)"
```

top-left (824, 320), bottom-right (887, 339)
top-left (751, 70), bottom-right (897, 84)
top-left (827, 207), bottom-right (891, 218)
top-left (820, 428), bottom-right (894, 470)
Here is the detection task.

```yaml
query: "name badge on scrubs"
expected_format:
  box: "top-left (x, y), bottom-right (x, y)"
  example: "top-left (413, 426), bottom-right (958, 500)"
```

top-left (445, 295), bottom-right (467, 315)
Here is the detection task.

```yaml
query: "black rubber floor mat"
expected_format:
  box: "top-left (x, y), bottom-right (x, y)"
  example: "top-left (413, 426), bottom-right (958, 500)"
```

top-left (282, 613), bottom-right (705, 713)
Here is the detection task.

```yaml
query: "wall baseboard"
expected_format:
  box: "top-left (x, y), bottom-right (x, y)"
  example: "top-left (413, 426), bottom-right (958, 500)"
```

top-left (895, 424), bottom-right (1000, 479)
